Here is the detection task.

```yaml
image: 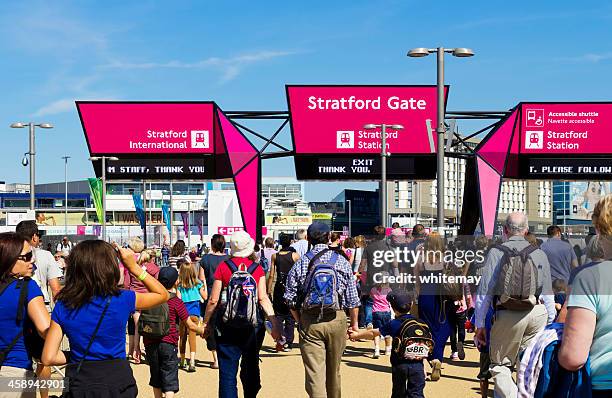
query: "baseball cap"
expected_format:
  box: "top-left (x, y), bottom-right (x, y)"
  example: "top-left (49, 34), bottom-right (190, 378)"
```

top-left (158, 267), bottom-right (179, 289)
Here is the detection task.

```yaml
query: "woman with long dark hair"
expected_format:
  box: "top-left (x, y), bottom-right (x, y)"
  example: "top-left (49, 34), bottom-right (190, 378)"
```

top-left (41, 240), bottom-right (168, 397)
top-left (267, 233), bottom-right (300, 352)
top-left (198, 234), bottom-right (228, 369)
top-left (0, 232), bottom-right (50, 398)
top-left (168, 240), bottom-right (189, 269)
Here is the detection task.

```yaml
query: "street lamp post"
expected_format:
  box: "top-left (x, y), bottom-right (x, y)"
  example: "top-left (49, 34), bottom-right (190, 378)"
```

top-left (10, 122), bottom-right (54, 210)
top-left (407, 46), bottom-right (474, 233)
top-left (61, 156), bottom-right (71, 235)
top-left (346, 199), bottom-right (352, 237)
top-left (89, 156), bottom-right (119, 241)
top-left (363, 123), bottom-right (404, 228)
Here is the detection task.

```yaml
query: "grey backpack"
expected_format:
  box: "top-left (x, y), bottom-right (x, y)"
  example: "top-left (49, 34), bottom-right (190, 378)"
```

top-left (221, 261), bottom-right (260, 328)
top-left (494, 245), bottom-right (539, 310)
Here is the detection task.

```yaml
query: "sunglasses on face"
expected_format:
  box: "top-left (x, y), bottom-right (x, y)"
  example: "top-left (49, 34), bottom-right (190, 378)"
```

top-left (17, 251), bottom-right (34, 262)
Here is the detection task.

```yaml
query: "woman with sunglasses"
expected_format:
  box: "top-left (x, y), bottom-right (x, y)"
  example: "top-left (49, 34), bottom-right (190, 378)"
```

top-left (0, 232), bottom-right (51, 398)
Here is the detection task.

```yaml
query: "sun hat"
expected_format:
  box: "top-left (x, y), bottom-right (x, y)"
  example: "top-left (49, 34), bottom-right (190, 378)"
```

top-left (229, 230), bottom-right (255, 258)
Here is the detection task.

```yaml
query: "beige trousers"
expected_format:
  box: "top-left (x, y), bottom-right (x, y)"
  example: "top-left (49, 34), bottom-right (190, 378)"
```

top-left (299, 310), bottom-right (347, 398)
top-left (489, 304), bottom-right (548, 398)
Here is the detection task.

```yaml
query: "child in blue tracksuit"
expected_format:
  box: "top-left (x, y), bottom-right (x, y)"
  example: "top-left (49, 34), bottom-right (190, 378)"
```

top-left (350, 290), bottom-right (426, 398)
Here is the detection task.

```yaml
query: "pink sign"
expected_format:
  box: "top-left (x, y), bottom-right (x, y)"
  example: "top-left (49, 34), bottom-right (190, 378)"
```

top-left (520, 103), bottom-right (612, 154)
top-left (77, 102), bottom-right (215, 154)
top-left (385, 227), bottom-right (432, 236)
top-left (287, 85), bottom-right (447, 154)
top-left (218, 226), bottom-right (268, 237)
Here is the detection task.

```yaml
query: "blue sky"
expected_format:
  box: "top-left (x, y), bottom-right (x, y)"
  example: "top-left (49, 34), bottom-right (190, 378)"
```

top-left (1, 1), bottom-right (611, 201)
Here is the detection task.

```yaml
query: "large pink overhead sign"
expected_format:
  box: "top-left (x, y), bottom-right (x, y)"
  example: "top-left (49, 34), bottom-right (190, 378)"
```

top-left (77, 101), bottom-right (261, 240)
top-left (287, 85), bottom-right (447, 154)
top-left (474, 101), bottom-right (612, 236)
top-left (520, 103), bottom-right (611, 154)
top-left (78, 102), bottom-right (215, 155)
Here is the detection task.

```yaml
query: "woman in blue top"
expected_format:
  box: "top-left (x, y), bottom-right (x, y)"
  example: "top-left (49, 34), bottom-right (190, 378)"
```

top-left (0, 232), bottom-right (51, 398)
top-left (41, 240), bottom-right (168, 398)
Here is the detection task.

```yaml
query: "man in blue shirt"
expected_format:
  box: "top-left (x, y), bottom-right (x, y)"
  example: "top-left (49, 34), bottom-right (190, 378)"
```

top-left (540, 225), bottom-right (578, 284)
top-left (285, 222), bottom-right (359, 398)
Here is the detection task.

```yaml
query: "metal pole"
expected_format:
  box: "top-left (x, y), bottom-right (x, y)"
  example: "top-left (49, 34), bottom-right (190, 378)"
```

top-left (381, 124), bottom-right (387, 227)
top-left (102, 157), bottom-right (107, 241)
top-left (187, 201), bottom-right (191, 249)
top-left (29, 123), bottom-right (35, 210)
top-left (456, 157), bottom-right (459, 225)
top-left (142, 180), bottom-right (147, 246)
top-left (436, 47), bottom-right (446, 234)
top-left (62, 156), bottom-right (70, 235)
top-left (347, 199), bottom-right (352, 236)
top-left (169, 181), bottom-right (174, 244)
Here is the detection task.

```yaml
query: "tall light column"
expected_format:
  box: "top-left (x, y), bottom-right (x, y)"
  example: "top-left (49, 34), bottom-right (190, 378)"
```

top-left (407, 46), bottom-right (474, 233)
top-left (61, 156), bottom-right (71, 235)
top-left (10, 122), bottom-right (54, 210)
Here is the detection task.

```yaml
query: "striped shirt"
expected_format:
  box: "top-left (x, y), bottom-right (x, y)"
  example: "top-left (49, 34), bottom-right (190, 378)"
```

top-left (284, 244), bottom-right (360, 309)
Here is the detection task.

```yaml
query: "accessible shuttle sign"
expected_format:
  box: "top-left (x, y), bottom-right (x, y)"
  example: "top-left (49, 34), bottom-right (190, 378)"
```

top-left (286, 85), bottom-right (447, 180)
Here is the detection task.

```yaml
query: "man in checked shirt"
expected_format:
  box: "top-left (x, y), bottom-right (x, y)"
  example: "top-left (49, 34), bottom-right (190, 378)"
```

top-left (284, 222), bottom-right (360, 398)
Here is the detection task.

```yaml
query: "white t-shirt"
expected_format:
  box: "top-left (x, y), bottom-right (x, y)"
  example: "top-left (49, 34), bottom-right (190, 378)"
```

top-left (56, 242), bottom-right (72, 257)
top-left (32, 247), bottom-right (63, 303)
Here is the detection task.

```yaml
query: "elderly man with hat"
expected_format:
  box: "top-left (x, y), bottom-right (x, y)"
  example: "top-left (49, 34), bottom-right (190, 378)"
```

top-left (202, 230), bottom-right (281, 398)
top-left (284, 222), bottom-right (360, 398)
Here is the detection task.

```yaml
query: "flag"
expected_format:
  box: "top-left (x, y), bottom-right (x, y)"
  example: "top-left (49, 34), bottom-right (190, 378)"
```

top-left (132, 194), bottom-right (146, 230)
top-left (162, 204), bottom-right (171, 233)
top-left (181, 212), bottom-right (189, 237)
top-left (88, 178), bottom-right (104, 225)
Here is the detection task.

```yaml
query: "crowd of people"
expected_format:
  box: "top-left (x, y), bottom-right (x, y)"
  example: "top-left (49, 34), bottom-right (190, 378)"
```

top-left (1, 193), bottom-right (611, 397)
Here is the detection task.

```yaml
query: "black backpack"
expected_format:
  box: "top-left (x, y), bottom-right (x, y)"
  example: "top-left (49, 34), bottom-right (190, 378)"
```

top-left (0, 278), bottom-right (31, 369)
top-left (392, 316), bottom-right (434, 361)
top-left (139, 293), bottom-right (176, 338)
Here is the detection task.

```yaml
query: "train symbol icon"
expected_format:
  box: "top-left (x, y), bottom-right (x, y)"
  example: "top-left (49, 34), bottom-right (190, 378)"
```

top-left (525, 131), bottom-right (543, 149)
top-left (336, 131), bottom-right (354, 149)
top-left (525, 109), bottom-right (544, 127)
top-left (191, 130), bottom-right (209, 149)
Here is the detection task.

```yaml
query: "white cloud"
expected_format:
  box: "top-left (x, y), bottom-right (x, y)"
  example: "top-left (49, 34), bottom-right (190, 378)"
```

top-left (101, 50), bottom-right (298, 82)
top-left (555, 52), bottom-right (612, 63)
top-left (33, 96), bottom-right (118, 117)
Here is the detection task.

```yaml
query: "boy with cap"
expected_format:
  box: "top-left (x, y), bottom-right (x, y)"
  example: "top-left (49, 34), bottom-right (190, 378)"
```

top-left (349, 290), bottom-right (428, 398)
top-left (144, 267), bottom-right (205, 398)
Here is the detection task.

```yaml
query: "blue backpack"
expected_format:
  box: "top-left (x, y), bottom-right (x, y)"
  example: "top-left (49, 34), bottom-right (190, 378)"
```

top-left (534, 339), bottom-right (592, 398)
top-left (300, 249), bottom-right (340, 319)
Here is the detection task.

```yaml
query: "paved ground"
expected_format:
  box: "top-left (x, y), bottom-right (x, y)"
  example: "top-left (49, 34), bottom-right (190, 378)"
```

top-left (131, 332), bottom-right (491, 398)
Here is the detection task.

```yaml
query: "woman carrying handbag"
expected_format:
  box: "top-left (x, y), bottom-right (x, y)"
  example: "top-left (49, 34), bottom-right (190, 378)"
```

top-left (41, 241), bottom-right (168, 398)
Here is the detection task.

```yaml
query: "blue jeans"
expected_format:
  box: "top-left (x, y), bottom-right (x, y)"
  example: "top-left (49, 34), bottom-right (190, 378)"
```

top-left (372, 311), bottom-right (391, 330)
top-left (216, 325), bottom-right (265, 398)
top-left (360, 296), bottom-right (373, 327)
top-left (392, 362), bottom-right (425, 398)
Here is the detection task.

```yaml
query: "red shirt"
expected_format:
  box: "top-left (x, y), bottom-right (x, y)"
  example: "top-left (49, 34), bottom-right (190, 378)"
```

top-left (143, 295), bottom-right (189, 346)
top-left (213, 258), bottom-right (265, 288)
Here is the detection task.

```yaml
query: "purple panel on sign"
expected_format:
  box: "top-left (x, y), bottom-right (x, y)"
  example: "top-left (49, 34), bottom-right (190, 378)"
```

top-left (477, 157), bottom-right (502, 237)
top-left (476, 109), bottom-right (518, 174)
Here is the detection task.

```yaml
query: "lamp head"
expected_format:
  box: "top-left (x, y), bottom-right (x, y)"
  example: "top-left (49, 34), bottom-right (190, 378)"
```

top-left (38, 123), bottom-right (53, 129)
top-left (452, 48), bottom-right (474, 57)
top-left (21, 153), bottom-right (29, 166)
top-left (389, 124), bottom-right (404, 130)
top-left (89, 157), bottom-right (100, 161)
top-left (407, 48), bottom-right (431, 57)
top-left (10, 122), bottom-right (26, 128)
top-left (363, 124), bottom-right (378, 129)
top-left (108, 157), bottom-right (119, 161)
